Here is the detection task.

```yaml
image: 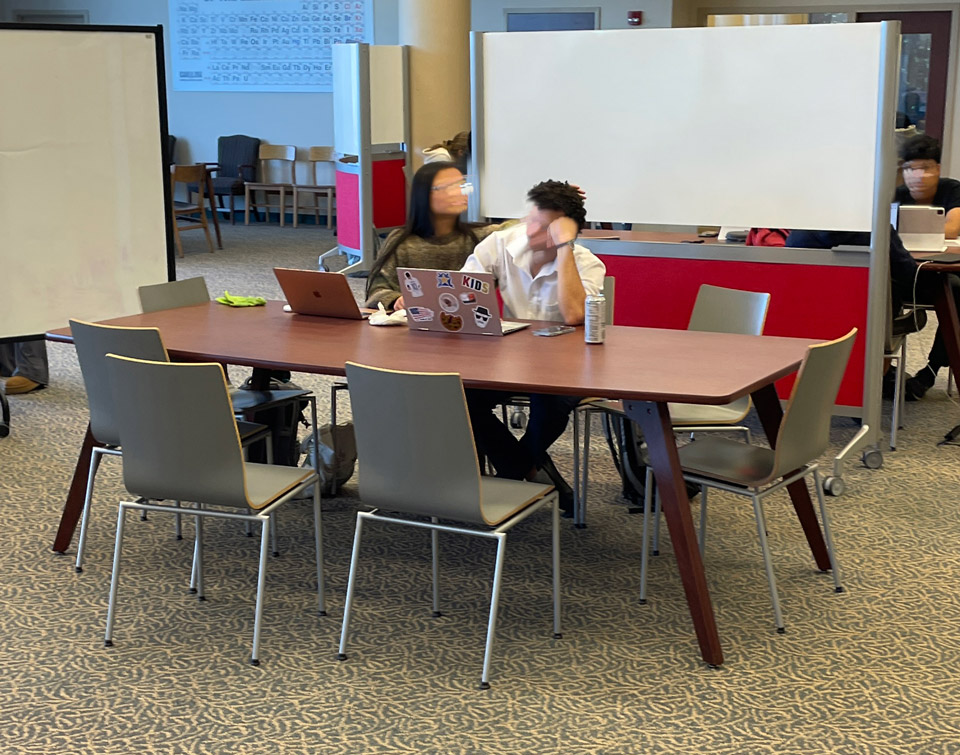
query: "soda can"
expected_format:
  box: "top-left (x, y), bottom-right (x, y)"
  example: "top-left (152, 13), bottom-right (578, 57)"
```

top-left (585, 293), bottom-right (606, 344)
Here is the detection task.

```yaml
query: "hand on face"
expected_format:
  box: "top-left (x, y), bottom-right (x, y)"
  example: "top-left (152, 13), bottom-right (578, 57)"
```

top-left (548, 216), bottom-right (579, 249)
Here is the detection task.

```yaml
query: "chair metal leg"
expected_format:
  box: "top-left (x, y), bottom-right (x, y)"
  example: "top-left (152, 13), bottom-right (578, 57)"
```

top-left (812, 469), bottom-right (843, 592)
top-left (551, 496), bottom-right (562, 639)
top-left (250, 515), bottom-right (272, 666)
top-left (891, 344), bottom-right (905, 450)
top-left (270, 515), bottom-right (279, 558)
top-left (431, 518), bottom-right (441, 617)
top-left (103, 504), bottom-right (128, 647)
top-left (652, 480), bottom-right (662, 556)
top-left (75, 446), bottom-right (104, 573)
top-left (639, 466), bottom-right (654, 604)
top-left (313, 484), bottom-right (326, 616)
top-left (580, 408), bottom-right (592, 528)
top-left (751, 493), bottom-right (785, 633)
top-left (337, 512), bottom-right (366, 661)
top-left (174, 501), bottom-right (182, 541)
top-left (480, 533), bottom-right (507, 690)
top-left (194, 507), bottom-right (205, 601)
top-left (698, 485), bottom-right (708, 557)
top-left (572, 407), bottom-right (581, 523)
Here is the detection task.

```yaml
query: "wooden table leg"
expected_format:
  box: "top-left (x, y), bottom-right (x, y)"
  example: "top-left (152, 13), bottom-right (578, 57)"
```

top-left (934, 273), bottom-right (960, 395)
top-left (751, 383), bottom-right (832, 571)
top-left (626, 400), bottom-right (724, 667)
top-left (52, 424), bottom-right (105, 553)
top-left (205, 172), bottom-right (222, 249)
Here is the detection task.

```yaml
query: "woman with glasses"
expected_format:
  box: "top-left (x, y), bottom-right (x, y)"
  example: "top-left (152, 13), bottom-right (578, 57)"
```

top-left (364, 161), bottom-right (498, 311)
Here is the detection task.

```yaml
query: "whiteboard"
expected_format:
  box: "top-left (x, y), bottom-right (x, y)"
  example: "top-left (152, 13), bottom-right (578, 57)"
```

top-left (480, 24), bottom-right (884, 230)
top-left (170, 0), bottom-right (371, 93)
top-left (0, 26), bottom-right (170, 339)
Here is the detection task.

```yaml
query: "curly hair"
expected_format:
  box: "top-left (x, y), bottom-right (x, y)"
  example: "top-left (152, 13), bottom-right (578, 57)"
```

top-left (526, 180), bottom-right (587, 231)
top-left (900, 134), bottom-right (941, 164)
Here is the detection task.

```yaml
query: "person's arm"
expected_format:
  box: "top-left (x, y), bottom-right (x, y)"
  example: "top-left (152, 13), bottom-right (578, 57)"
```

top-left (364, 232), bottom-right (404, 309)
top-left (945, 208), bottom-right (960, 239)
top-left (548, 217), bottom-right (589, 325)
top-left (461, 231), bottom-right (500, 275)
top-left (940, 180), bottom-right (960, 239)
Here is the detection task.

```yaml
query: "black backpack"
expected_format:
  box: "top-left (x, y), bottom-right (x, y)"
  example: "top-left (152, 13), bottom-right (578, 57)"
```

top-left (238, 370), bottom-right (308, 467)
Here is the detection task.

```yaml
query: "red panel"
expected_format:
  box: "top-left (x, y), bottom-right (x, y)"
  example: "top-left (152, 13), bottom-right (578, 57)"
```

top-left (335, 169), bottom-right (360, 249)
top-left (598, 255), bottom-right (869, 407)
top-left (371, 159), bottom-right (407, 228)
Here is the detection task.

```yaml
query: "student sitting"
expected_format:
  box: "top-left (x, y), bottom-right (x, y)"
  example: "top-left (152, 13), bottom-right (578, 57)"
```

top-left (364, 161), bottom-right (498, 311)
top-left (786, 228), bottom-right (960, 400)
top-left (461, 180), bottom-right (606, 514)
top-left (896, 134), bottom-right (960, 239)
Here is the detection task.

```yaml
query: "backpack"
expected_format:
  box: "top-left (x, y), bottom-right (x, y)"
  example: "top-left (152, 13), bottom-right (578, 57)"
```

top-left (301, 422), bottom-right (358, 496)
top-left (237, 373), bottom-right (309, 467)
top-left (602, 413), bottom-right (648, 508)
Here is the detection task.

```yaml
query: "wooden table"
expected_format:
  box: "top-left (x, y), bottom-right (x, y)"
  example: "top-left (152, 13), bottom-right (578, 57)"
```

top-left (48, 302), bottom-right (828, 667)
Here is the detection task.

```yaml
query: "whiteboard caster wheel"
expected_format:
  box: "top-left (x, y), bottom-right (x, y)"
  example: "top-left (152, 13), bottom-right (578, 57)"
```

top-left (862, 449), bottom-right (883, 470)
top-left (509, 410), bottom-right (527, 430)
top-left (822, 476), bottom-right (845, 497)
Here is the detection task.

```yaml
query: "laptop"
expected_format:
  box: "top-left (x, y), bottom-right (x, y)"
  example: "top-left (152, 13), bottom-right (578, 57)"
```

top-left (896, 205), bottom-right (947, 252)
top-left (396, 268), bottom-right (530, 336)
top-left (273, 267), bottom-right (368, 319)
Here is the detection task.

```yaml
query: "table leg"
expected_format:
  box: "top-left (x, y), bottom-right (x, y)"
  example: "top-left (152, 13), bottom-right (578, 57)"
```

top-left (625, 400), bottom-right (724, 667)
top-left (751, 383), bottom-right (832, 570)
top-left (53, 424), bottom-right (105, 553)
top-left (934, 273), bottom-right (960, 395)
top-left (205, 172), bottom-right (222, 249)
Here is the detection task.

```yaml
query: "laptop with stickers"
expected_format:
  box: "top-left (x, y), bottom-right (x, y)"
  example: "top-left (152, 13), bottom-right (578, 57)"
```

top-left (273, 268), bottom-right (369, 319)
top-left (396, 268), bottom-right (530, 336)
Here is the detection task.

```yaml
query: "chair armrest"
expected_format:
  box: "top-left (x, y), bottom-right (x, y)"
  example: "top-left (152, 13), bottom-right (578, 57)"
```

top-left (200, 162), bottom-right (220, 176)
top-left (239, 163), bottom-right (257, 181)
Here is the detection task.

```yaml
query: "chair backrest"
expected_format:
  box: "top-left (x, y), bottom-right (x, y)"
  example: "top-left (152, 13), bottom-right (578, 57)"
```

top-left (106, 356), bottom-right (251, 508)
top-left (602, 276), bottom-right (615, 325)
top-left (259, 144), bottom-right (297, 184)
top-left (308, 146), bottom-right (335, 184)
top-left (687, 284), bottom-right (771, 336)
top-left (170, 164), bottom-right (206, 203)
top-left (138, 277), bottom-right (210, 313)
top-left (773, 328), bottom-right (857, 477)
top-left (70, 320), bottom-right (168, 446)
top-left (345, 362), bottom-right (486, 523)
top-left (166, 134), bottom-right (177, 166)
top-left (217, 134), bottom-right (260, 179)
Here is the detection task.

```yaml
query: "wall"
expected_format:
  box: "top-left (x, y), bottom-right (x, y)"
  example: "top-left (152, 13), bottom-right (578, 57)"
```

top-left (0, 0), bottom-right (399, 182)
top-left (472, 0), bottom-right (675, 30)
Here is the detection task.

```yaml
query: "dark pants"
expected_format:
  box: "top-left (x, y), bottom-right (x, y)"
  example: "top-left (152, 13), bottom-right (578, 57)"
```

top-left (0, 339), bottom-right (49, 385)
top-left (913, 271), bottom-right (960, 372)
top-left (465, 389), bottom-right (582, 480)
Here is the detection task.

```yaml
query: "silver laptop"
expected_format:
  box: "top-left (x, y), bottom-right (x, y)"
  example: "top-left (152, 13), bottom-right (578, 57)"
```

top-left (896, 205), bottom-right (946, 252)
top-left (274, 268), bottom-right (369, 319)
top-left (397, 268), bottom-right (529, 336)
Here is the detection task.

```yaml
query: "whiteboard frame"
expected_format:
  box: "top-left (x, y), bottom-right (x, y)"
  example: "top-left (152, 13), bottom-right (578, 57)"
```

top-left (0, 23), bottom-right (174, 343)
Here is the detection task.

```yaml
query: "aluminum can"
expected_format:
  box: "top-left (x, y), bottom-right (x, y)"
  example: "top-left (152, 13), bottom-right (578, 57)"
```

top-left (584, 293), bottom-right (606, 344)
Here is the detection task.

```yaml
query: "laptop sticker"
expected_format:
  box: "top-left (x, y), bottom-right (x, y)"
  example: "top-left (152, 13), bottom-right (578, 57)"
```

top-left (438, 293), bottom-right (459, 313)
top-left (403, 271), bottom-right (424, 298)
top-left (436, 271), bottom-right (454, 289)
top-left (459, 292), bottom-right (477, 304)
top-left (473, 305), bottom-right (492, 328)
top-left (461, 274), bottom-right (490, 295)
top-left (407, 306), bottom-right (435, 323)
top-left (440, 312), bottom-right (463, 331)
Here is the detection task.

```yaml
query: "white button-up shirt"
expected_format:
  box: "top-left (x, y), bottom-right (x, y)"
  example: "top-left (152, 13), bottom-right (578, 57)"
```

top-left (460, 223), bottom-right (606, 322)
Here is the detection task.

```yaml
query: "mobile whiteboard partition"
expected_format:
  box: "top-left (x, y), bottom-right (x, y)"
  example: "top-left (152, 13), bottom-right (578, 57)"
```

top-left (471, 22), bottom-right (899, 467)
top-left (0, 24), bottom-right (172, 341)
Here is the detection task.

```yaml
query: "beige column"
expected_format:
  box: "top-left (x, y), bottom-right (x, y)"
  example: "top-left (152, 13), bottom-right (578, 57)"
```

top-left (398, 0), bottom-right (471, 170)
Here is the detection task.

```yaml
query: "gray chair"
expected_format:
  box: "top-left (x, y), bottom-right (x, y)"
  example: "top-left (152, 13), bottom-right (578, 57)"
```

top-left (138, 276), bottom-right (212, 314)
top-left (573, 284), bottom-right (771, 526)
top-left (336, 362), bottom-right (561, 689)
top-left (103, 355), bottom-right (325, 665)
top-left (885, 301), bottom-right (927, 450)
top-left (191, 134), bottom-right (260, 225)
top-left (70, 319), bottom-right (274, 573)
top-left (642, 329), bottom-right (857, 633)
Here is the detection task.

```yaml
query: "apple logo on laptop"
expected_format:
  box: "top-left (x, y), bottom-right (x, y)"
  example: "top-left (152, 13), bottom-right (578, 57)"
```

top-left (313, 290), bottom-right (323, 298)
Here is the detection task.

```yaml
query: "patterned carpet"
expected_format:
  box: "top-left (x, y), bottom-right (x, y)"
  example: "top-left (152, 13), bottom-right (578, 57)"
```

top-left (3, 224), bottom-right (960, 754)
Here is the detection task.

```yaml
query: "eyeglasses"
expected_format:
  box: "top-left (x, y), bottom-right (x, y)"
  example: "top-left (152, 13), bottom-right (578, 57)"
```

top-left (431, 179), bottom-right (473, 194)
top-left (902, 163), bottom-right (939, 175)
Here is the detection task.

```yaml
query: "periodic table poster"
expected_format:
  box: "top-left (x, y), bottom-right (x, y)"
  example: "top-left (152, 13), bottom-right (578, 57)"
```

top-left (169, 0), bottom-right (371, 92)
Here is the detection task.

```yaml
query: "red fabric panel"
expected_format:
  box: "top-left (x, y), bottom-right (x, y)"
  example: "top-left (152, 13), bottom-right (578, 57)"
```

top-left (598, 255), bottom-right (869, 407)
top-left (371, 159), bottom-right (407, 228)
top-left (335, 169), bottom-right (360, 249)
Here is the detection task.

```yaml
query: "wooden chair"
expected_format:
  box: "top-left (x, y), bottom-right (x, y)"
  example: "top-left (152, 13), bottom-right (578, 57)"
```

top-left (293, 146), bottom-right (336, 229)
top-left (170, 164), bottom-right (214, 258)
top-left (245, 145), bottom-right (296, 227)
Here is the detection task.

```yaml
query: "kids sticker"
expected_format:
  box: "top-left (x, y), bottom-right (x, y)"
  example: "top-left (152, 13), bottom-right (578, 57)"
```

top-left (436, 271), bottom-right (454, 289)
top-left (440, 312), bottom-right (463, 332)
top-left (438, 292), bottom-right (459, 313)
top-left (460, 274), bottom-right (490, 295)
top-left (407, 306), bottom-right (435, 323)
top-left (473, 305), bottom-right (492, 328)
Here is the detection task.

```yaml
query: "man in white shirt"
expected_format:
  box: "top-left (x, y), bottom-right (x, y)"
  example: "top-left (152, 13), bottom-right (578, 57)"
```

top-left (461, 180), bottom-right (606, 514)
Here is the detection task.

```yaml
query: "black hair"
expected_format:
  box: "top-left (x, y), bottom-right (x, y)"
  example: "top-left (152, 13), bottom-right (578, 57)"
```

top-left (526, 180), bottom-right (587, 231)
top-left (900, 134), bottom-right (942, 164)
top-left (367, 161), bottom-right (478, 284)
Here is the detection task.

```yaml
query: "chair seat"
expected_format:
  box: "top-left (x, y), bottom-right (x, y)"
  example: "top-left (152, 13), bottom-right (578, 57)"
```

top-left (243, 462), bottom-right (316, 510)
top-left (590, 397), bottom-right (749, 426)
top-left (479, 477), bottom-right (554, 526)
top-left (236, 420), bottom-right (269, 443)
top-left (246, 182), bottom-right (293, 190)
top-left (677, 436), bottom-right (776, 487)
top-left (190, 176), bottom-right (244, 196)
top-left (295, 184), bottom-right (335, 192)
top-left (230, 388), bottom-right (310, 413)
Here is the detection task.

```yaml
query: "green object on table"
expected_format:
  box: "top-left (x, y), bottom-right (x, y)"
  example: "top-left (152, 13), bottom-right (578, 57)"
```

top-left (215, 291), bottom-right (267, 307)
